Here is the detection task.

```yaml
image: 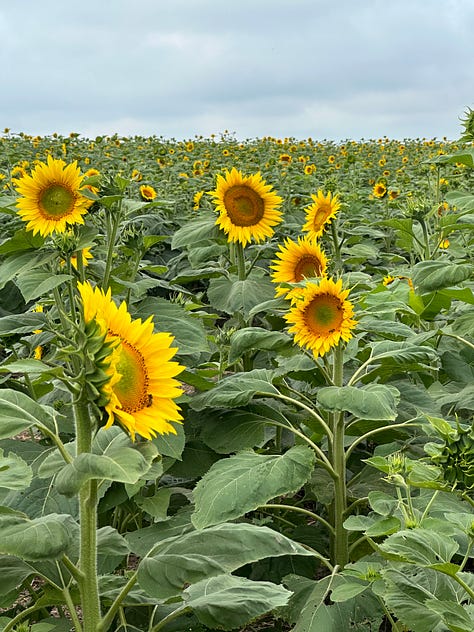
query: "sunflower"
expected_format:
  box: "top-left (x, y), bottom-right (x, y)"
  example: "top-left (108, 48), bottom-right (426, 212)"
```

top-left (271, 236), bottom-right (328, 299)
top-left (302, 190), bottom-right (341, 239)
top-left (139, 184), bottom-right (157, 201)
top-left (372, 182), bottom-right (387, 198)
top-left (193, 190), bottom-right (204, 210)
top-left (78, 281), bottom-right (184, 441)
top-left (15, 156), bottom-right (92, 237)
top-left (209, 167), bottom-right (283, 247)
top-left (285, 277), bottom-right (356, 358)
top-left (71, 246), bottom-right (94, 269)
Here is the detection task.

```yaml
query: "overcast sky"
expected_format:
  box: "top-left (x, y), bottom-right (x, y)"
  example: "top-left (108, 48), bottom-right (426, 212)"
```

top-left (2, 0), bottom-right (473, 141)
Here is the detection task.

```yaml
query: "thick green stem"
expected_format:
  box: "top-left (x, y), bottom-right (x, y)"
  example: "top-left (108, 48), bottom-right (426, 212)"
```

top-left (102, 201), bottom-right (123, 290)
top-left (74, 396), bottom-right (101, 631)
top-left (330, 345), bottom-right (349, 568)
top-left (98, 572), bottom-right (138, 632)
top-left (234, 241), bottom-right (247, 281)
top-left (330, 220), bottom-right (342, 273)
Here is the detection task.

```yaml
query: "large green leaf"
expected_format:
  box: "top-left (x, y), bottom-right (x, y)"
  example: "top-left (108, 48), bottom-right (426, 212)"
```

top-left (137, 522), bottom-right (313, 599)
top-left (317, 384), bottom-right (399, 421)
top-left (0, 556), bottom-right (35, 597)
top-left (0, 312), bottom-right (45, 335)
top-left (199, 408), bottom-right (267, 454)
top-left (0, 389), bottom-right (56, 439)
top-left (425, 599), bottom-right (474, 632)
top-left (134, 297), bottom-right (209, 356)
top-left (412, 260), bottom-right (473, 292)
top-left (15, 272), bottom-right (73, 302)
top-left (207, 271), bottom-right (276, 317)
top-left (228, 327), bottom-right (292, 363)
top-left (382, 565), bottom-right (469, 632)
top-left (379, 528), bottom-right (459, 570)
top-left (190, 368), bottom-right (279, 411)
top-left (56, 436), bottom-right (159, 496)
top-left (192, 445), bottom-right (315, 529)
top-left (184, 574), bottom-right (291, 631)
top-left (171, 213), bottom-right (220, 249)
top-left (0, 514), bottom-right (76, 561)
top-left (0, 449), bottom-right (32, 490)
top-left (0, 251), bottom-right (53, 290)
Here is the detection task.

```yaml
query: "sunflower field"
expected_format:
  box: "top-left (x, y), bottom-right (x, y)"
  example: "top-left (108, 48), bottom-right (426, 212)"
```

top-left (0, 121), bottom-right (474, 632)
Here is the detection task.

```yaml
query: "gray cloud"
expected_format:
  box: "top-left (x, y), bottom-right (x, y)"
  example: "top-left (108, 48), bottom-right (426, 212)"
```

top-left (2, 0), bottom-right (473, 140)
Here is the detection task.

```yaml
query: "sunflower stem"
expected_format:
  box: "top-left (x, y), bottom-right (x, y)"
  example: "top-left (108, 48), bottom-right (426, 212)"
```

top-left (330, 220), bottom-right (342, 273)
top-left (102, 198), bottom-right (123, 290)
top-left (330, 344), bottom-right (349, 568)
top-left (74, 394), bottom-right (102, 631)
top-left (234, 241), bottom-right (247, 280)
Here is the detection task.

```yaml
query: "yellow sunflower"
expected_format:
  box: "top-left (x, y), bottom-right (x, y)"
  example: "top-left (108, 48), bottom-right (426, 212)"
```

top-left (78, 281), bottom-right (184, 441)
top-left (372, 182), bottom-right (387, 198)
top-left (193, 190), bottom-right (204, 210)
top-left (209, 167), bottom-right (283, 247)
top-left (271, 236), bottom-right (328, 299)
top-left (15, 156), bottom-right (92, 237)
top-left (139, 184), bottom-right (157, 201)
top-left (285, 277), bottom-right (357, 358)
top-left (302, 190), bottom-right (341, 239)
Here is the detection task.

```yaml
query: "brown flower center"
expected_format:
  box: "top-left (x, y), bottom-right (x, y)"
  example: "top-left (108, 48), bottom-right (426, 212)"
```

top-left (293, 255), bottom-right (324, 281)
top-left (223, 184), bottom-right (265, 227)
top-left (305, 294), bottom-right (343, 334)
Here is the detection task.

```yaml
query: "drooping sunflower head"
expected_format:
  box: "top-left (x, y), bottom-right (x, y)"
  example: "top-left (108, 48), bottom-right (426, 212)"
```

top-left (271, 236), bottom-right (328, 299)
top-left (302, 190), bottom-right (341, 239)
top-left (78, 281), bottom-right (184, 441)
top-left (209, 167), bottom-right (283, 247)
top-left (285, 277), bottom-right (357, 358)
top-left (15, 156), bottom-right (92, 237)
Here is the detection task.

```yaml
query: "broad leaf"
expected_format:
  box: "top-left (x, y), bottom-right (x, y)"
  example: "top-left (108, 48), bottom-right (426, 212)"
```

top-left (207, 271), bottom-right (276, 317)
top-left (412, 260), bottom-right (472, 292)
top-left (56, 440), bottom-right (159, 496)
top-left (317, 384), bottom-right (399, 421)
top-left (0, 449), bottom-right (32, 490)
top-left (0, 312), bottom-right (45, 335)
top-left (0, 514), bottom-right (76, 561)
top-left (379, 528), bottom-right (459, 567)
top-left (228, 327), bottom-right (292, 363)
top-left (184, 574), bottom-right (291, 631)
top-left (190, 368), bottom-right (279, 411)
top-left (137, 522), bottom-right (313, 599)
top-left (192, 445), bottom-right (315, 529)
top-left (15, 272), bottom-right (73, 302)
top-left (0, 389), bottom-right (56, 439)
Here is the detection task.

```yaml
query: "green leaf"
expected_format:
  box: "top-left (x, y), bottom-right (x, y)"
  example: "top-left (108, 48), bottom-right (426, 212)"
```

top-left (15, 272), bottom-right (73, 302)
top-left (0, 556), bottom-right (35, 597)
top-left (317, 384), bottom-right (399, 420)
top-left (0, 514), bottom-right (76, 561)
top-left (152, 423), bottom-right (185, 460)
top-left (171, 213), bottom-right (220, 249)
top-left (330, 580), bottom-right (369, 602)
top-left (133, 297), bottom-right (209, 356)
top-left (382, 565), bottom-right (469, 632)
top-left (190, 368), bottom-right (279, 411)
top-left (0, 229), bottom-right (44, 255)
top-left (0, 449), bottom-right (32, 490)
top-left (184, 574), bottom-right (291, 631)
top-left (0, 312), bottom-right (45, 335)
top-left (0, 251), bottom-right (53, 290)
top-left (208, 271), bottom-right (276, 317)
top-left (412, 260), bottom-right (473, 292)
top-left (192, 445), bottom-right (315, 529)
top-left (56, 435), bottom-right (159, 495)
top-left (0, 359), bottom-right (57, 376)
top-left (379, 528), bottom-right (459, 566)
top-left (137, 522), bottom-right (313, 599)
top-left (0, 389), bottom-right (55, 439)
top-left (200, 409), bottom-right (266, 454)
top-left (135, 488), bottom-right (173, 522)
top-left (425, 599), bottom-right (474, 632)
top-left (228, 327), bottom-right (292, 363)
